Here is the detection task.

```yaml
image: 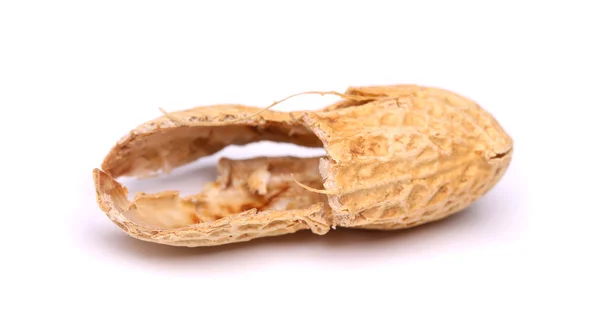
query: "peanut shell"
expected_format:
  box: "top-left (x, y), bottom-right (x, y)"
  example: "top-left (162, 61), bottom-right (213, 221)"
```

top-left (93, 84), bottom-right (513, 246)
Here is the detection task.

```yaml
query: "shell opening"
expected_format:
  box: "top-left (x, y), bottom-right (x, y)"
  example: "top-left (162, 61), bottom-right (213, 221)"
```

top-left (96, 105), bottom-right (346, 230)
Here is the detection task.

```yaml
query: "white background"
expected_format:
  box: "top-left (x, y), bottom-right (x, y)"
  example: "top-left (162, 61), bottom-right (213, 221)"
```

top-left (1, 1), bottom-right (599, 325)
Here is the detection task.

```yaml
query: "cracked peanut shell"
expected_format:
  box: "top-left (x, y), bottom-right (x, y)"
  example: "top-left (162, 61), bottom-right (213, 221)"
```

top-left (93, 84), bottom-right (513, 246)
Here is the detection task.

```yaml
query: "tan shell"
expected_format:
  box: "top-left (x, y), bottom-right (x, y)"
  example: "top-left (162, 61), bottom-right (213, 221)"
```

top-left (93, 84), bottom-right (513, 246)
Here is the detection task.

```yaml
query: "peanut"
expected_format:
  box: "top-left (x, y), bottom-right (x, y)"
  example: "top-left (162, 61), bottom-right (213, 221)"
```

top-left (93, 84), bottom-right (513, 246)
